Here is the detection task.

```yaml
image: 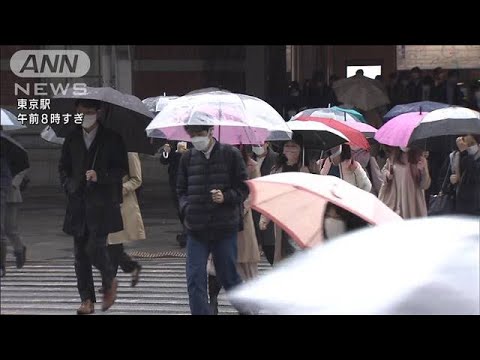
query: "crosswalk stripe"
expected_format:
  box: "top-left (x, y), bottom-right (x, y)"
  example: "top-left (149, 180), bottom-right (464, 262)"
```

top-left (1, 258), bottom-right (271, 315)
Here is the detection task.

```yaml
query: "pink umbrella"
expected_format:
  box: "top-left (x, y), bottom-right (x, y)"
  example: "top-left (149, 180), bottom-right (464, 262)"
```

top-left (248, 172), bottom-right (403, 249)
top-left (374, 112), bottom-right (428, 147)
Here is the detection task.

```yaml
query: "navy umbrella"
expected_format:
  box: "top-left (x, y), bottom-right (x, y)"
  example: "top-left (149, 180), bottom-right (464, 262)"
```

top-left (383, 101), bottom-right (450, 123)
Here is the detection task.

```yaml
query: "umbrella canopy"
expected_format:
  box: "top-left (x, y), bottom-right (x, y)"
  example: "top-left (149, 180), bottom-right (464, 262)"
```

top-left (142, 96), bottom-right (179, 114)
top-left (286, 120), bottom-right (349, 150)
top-left (1, 108), bottom-right (26, 131)
top-left (330, 106), bottom-right (366, 123)
top-left (292, 110), bottom-right (370, 150)
top-left (374, 112), bottom-right (428, 147)
top-left (229, 216), bottom-right (480, 315)
top-left (332, 74), bottom-right (390, 111)
top-left (50, 86), bottom-right (155, 154)
top-left (0, 131), bottom-right (29, 176)
top-left (408, 107), bottom-right (480, 147)
top-left (247, 172), bottom-right (402, 248)
top-left (145, 90), bottom-right (292, 145)
top-left (40, 126), bottom-right (64, 145)
top-left (383, 101), bottom-right (449, 122)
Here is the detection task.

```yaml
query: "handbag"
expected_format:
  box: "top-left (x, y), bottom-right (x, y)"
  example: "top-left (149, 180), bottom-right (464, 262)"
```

top-left (428, 159), bottom-right (455, 216)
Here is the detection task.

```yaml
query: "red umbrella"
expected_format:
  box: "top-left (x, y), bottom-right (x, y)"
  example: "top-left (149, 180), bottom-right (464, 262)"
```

top-left (295, 115), bottom-right (370, 150)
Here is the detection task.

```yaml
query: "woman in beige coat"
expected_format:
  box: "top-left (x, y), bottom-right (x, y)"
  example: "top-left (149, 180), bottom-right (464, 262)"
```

top-left (378, 147), bottom-right (431, 219)
top-left (259, 135), bottom-right (310, 265)
top-left (106, 152), bottom-right (145, 287)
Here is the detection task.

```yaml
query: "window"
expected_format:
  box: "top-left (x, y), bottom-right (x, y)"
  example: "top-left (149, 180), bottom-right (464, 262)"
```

top-left (346, 65), bottom-right (382, 79)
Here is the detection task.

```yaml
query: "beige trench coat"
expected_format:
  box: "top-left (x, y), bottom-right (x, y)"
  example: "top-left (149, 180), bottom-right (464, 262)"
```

top-left (107, 152), bottom-right (146, 244)
top-left (237, 159), bottom-right (261, 264)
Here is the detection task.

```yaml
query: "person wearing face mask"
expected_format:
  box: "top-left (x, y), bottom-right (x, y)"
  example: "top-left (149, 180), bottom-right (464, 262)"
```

top-left (323, 202), bottom-right (369, 241)
top-left (250, 142), bottom-right (279, 265)
top-left (258, 135), bottom-right (310, 264)
top-left (58, 99), bottom-right (129, 314)
top-left (160, 141), bottom-right (189, 248)
top-left (319, 144), bottom-right (372, 193)
top-left (447, 135), bottom-right (480, 216)
top-left (176, 121), bottom-right (249, 315)
top-left (378, 146), bottom-right (431, 219)
top-left (350, 145), bottom-right (384, 196)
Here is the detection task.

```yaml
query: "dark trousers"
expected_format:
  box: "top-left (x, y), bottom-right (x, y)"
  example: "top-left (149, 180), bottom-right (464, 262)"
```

top-left (186, 232), bottom-right (242, 315)
top-left (74, 230), bottom-right (115, 303)
top-left (171, 187), bottom-right (186, 237)
top-left (262, 245), bottom-right (275, 266)
top-left (107, 243), bottom-right (139, 277)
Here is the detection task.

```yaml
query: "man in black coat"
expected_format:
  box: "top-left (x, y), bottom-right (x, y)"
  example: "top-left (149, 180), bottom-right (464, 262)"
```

top-left (160, 141), bottom-right (188, 247)
top-left (177, 123), bottom-right (249, 315)
top-left (251, 142), bottom-right (279, 265)
top-left (58, 99), bottom-right (129, 314)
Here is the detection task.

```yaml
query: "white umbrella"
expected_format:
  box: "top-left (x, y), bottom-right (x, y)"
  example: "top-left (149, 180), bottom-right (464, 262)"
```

top-left (229, 216), bottom-right (480, 315)
top-left (146, 90), bottom-right (292, 145)
top-left (1, 108), bottom-right (26, 131)
top-left (40, 126), bottom-right (64, 145)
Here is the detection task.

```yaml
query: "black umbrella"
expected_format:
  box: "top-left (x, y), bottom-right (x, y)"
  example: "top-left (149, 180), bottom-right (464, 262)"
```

top-left (50, 87), bottom-right (155, 155)
top-left (408, 107), bottom-right (480, 150)
top-left (0, 131), bottom-right (29, 177)
top-left (383, 101), bottom-right (449, 123)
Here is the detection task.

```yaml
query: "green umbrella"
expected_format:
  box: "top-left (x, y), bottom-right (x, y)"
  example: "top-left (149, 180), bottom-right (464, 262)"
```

top-left (331, 106), bottom-right (366, 123)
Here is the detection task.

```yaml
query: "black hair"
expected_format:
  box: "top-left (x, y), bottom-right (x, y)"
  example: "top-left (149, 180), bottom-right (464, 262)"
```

top-left (411, 67), bottom-right (421, 74)
top-left (356, 69), bottom-right (364, 76)
top-left (75, 99), bottom-right (101, 110)
top-left (323, 202), bottom-right (369, 241)
top-left (448, 69), bottom-right (459, 78)
top-left (183, 125), bottom-right (213, 134)
top-left (340, 143), bottom-right (352, 162)
top-left (272, 133), bottom-right (306, 172)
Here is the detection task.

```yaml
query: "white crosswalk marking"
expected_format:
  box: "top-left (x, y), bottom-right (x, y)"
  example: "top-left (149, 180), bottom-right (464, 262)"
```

top-left (0, 258), bottom-right (271, 315)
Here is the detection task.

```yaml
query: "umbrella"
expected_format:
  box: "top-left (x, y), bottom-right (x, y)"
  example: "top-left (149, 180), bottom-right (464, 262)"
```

top-left (1, 108), bottom-right (26, 131)
top-left (50, 86), bottom-right (155, 154)
top-left (229, 216), bottom-right (480, 315)
top-left (286, 120), bottom-right (349, 151)
top-left (142, 95), bottom-right (179, 114)
top-left (341, 121), bottom-right (377, 138)
top-left (292, 110), bottom-right (370, 150)
top-left (374, 112), bottom-right (428, 147)
top-left (383, 101), bottom-right (449, 122)
top-left (330, 106), bottom-right (366, 123)
top-left (247, 172), bottom-right (402, 248)
top-left (332, 74), bottom-right (390, 111)
top-left (408, 107), bottom-right (480, 147)
top-left (0, 131), bottom-right (29, 176)
top-left (40, 126), bottom-right (64, 145)
top-left (145, 90), bottom-right (292, 145)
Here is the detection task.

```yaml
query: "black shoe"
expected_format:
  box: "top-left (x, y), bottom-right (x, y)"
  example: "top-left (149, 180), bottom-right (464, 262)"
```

top-left (176, 234), bottom-right (186, 248)
top-left (14, 246), bottom-right (26, 269)
top-left (131, 264), bottom-right (142, 287)
top-left (0, 266), bottom-right (5, 278)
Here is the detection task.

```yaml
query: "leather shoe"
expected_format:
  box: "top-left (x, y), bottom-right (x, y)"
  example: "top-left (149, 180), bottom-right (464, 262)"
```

top-left (77, 300), bottom-right (94, 315)
top-left (131, 265), bottom-right (142, 287)
top-left (102, 278), bottom-right (118, 311)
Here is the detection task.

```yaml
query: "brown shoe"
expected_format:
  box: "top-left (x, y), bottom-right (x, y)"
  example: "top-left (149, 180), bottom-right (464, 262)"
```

top-left (102, 278), bottom-right (118, 312)
top-left (77, 300), bottom-right (94, 315)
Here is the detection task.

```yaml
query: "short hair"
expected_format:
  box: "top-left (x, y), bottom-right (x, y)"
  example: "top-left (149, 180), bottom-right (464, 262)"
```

top-left (75, 99), bottom-right (101, 110)
top-left (183, 125), bottom-right (213, 134)
top-left (448, 69), bottom-right (459, 78)
top-left (411, 67), bottom-right (421, 74)
top-left (356, 69), bottom-right (364, 76)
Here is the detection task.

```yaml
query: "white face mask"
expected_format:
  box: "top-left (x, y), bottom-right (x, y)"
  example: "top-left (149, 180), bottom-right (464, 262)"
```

top-left (252, 146), bottom-right (266, 156)
top-left (191, 136), bottom-right (210, 152)
top-left (400, 146), bottom-right (409, 152)
top-left (467, 144), bottom-right (479, 156)
top-left (324, 217), bottom-right (347, 240)
top-left (82, 114), bottom-right (97, 129)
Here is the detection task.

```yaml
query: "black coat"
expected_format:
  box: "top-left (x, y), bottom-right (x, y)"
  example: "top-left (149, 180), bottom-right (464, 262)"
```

top-left (251, 149), bottom-right (279, 246)
top-left (58, 125), bottom-right (129, 237)
top-left (176, 142), bottom-right (249, 238)
top-left (159, 151), bottom-right (182, 193)
top-left (455, 150), bottom-right (480, 215)
top-left (252, 149), bottom-right (279, 177)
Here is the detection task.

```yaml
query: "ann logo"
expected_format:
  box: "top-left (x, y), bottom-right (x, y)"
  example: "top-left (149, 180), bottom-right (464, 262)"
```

top-left (11, 50), bottom-right (90, 78)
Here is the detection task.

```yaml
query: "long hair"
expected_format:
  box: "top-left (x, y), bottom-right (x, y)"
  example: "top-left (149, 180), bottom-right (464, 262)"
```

top-left (393, 147), bottom-right (424, 183)
top-left (323, 202), bottom-right (369, 240)
top-left (272, 134), bottom-right (305, 173)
